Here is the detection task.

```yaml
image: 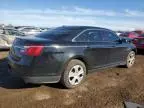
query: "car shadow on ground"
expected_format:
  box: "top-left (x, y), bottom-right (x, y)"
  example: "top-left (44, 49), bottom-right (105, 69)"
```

top-left (0, 57), bottom-right (64, 89)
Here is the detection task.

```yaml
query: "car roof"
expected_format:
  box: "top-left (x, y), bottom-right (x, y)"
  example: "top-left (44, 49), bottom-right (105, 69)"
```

top-left (36, 26), bottom-right (113, 41)
top-left (61, 26), bottom-right (111, 31)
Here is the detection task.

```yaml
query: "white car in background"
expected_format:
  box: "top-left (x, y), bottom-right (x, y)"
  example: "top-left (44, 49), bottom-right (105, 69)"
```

top-left (18, 27), bottom-right (41, 35)
top-left (116, 31), bottom-right (123, 36)
top-left (0, 28), bottom-right (25, 49)
top-left (40, 28), bottom-right (49, 32)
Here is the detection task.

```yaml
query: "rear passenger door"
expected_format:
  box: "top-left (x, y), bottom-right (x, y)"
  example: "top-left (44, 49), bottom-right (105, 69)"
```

top-left (75, 29), bottom-right (111, 69)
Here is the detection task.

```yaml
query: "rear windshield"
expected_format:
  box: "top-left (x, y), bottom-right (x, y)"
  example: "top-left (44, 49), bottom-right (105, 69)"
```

top-left (35, 27), bottom-right (82, 41)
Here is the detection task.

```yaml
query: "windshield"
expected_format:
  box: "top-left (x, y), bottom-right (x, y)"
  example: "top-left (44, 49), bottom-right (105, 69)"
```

top-left (35, 27), bottom-right (82, 41)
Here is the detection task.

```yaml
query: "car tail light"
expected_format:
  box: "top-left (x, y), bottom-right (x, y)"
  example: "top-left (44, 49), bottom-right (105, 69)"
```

top-left (21, 45), bottom-right (44, 56)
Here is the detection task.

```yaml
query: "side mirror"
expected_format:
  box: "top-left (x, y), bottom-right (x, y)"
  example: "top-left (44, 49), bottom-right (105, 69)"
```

top-left (115, 38), bottom-right (123, 43)
top-left (121, 38), bottom-right (127, 42)
top-left (121, 38), bottom-right (130, 43)
top-left (116, 38), bottom-right (128, 43)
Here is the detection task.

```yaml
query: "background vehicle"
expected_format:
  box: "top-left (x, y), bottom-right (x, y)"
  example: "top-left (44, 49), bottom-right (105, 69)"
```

top-left (133, 30), bottom-right (144, 35)
top-left (0, 28), bottom-right (25, 49)
top-left (40, 27), bottom-right (49, 32)
top-left (133, 34), bottom-right (144, 49)
top-left (115, 31), bottom-right (124, 36)
top-left (0, 28), bottom-right (3, 34)
top-left (120, 32), bottom-right (144, 49)
top-left (18, 27), bottom-right (41, 35)
top-left (8, 26), bottom-right (136, 88)
top-left (120, 32), bottom-right (140, 39)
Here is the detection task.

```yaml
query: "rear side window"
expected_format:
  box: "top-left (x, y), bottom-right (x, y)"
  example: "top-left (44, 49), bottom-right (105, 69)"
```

top-left (101, 30), bottom-right (120, 42)
top-left (75, 30), bottom-right (102, 42)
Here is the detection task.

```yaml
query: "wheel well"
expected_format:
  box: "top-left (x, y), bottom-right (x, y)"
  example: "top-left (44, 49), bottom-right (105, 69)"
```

top-left (72, 57), bottom-right (88, 73)
top-left (132, 49), bottom-right (137, 54)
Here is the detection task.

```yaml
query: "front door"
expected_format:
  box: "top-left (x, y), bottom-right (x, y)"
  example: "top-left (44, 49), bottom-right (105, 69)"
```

top-left (75, 29), bottom-right (111, 69)
top-left (101, 30), bottom-right (127, 64)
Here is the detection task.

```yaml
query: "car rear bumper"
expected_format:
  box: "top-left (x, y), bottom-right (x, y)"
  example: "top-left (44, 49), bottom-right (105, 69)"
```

top-left (8, 62), bottom-right (61, 84)
top-left (8, 53), bottom-right (64, 84)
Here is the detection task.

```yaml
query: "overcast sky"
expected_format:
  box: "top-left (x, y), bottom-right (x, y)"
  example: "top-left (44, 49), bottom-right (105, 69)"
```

top-left (0, 0), bottom-right (144, 30)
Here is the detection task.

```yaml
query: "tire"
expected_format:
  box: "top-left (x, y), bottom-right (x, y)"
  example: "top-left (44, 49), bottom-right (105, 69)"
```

top-left (125, 51), bottom-right (136, 68)
top-left (61, 59), bottom-right (87, 89)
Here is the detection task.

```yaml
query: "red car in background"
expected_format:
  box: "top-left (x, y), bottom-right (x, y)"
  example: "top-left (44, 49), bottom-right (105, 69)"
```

top-left (133, 34), bottom-right (144, 49)
top-left (120, 32), bottom-right (139, 39)
top-left (120, 32), bottom-right (144, 49)
top-left (134, 30), bottom-right (144, 35)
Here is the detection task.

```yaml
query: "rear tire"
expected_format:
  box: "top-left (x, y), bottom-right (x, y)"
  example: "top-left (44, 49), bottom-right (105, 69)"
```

top-left (125, 51), bottom-right (136, 68)
top-left (61, 59), bottom-right (86, 89)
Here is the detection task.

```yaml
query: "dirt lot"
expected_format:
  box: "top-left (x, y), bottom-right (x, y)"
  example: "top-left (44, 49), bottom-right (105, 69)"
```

top-left (0, 51), bottom-right (144, 108)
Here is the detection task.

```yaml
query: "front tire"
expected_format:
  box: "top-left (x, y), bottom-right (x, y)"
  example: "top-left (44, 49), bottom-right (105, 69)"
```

top-left (125, 51), bottom-right (136, 68)
top-left (61, 59), bottom-right (86, 89)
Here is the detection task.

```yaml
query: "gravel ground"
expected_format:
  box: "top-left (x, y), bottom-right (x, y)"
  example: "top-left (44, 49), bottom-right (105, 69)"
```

top-left (0, 51), bottom-right (144, 108)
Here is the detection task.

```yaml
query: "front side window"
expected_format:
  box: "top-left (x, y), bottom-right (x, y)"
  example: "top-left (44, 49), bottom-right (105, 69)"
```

top-left (101, 30), bottom-right (120, 42)
top-left (75, 30), bottom-right (102, 42)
